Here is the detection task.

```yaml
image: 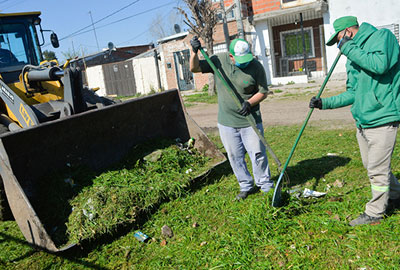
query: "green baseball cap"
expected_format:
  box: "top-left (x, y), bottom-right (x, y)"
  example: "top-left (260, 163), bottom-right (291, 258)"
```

top-left (229, 38), bottom-right (253, 64)
top-left (326, 16), bottom-right (359, 46)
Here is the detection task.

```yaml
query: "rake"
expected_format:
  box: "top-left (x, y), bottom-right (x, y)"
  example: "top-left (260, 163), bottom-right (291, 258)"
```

top-left (271, 51), bottom-right (342, 207)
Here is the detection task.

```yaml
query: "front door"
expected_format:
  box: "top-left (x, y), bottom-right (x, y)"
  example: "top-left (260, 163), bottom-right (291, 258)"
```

top-left (173, 49), bottom-right (194, 91)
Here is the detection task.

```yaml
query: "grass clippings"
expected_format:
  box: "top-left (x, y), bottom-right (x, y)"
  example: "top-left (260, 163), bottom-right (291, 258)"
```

top-left (31, 139), bottom-right (210, 246)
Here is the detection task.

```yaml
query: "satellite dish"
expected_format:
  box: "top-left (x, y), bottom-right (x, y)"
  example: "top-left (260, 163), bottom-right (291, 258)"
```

top-left (174, 24), bottom-right (181, 34)
top-left (108, 42), bottom-right (115, 50)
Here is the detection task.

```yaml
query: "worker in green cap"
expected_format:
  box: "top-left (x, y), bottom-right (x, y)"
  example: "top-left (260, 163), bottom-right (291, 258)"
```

top-left (189, 36), bottom-right (273, 201)
top-left (309, 16), bottom-right (400, 226)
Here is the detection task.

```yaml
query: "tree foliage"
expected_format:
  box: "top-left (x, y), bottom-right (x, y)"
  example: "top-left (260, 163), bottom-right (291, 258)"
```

top-left (42, 50), bottom-right (57, 61)
top-left (61, 48), bottom-right (80, 61)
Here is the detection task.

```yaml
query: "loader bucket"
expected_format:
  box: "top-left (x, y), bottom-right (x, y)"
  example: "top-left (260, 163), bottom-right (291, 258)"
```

top-left (0, 89), bottom-right (226, 252)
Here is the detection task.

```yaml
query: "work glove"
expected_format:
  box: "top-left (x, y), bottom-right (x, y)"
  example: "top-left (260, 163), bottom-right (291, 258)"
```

top-left (309, 96), bottom-right (322, 109)
top-left (190, 36), bottom-right (201, 53)
top-left (238, 101), bottom-right (251, 116)
top-left (337, 36), bottom-right (351, 50)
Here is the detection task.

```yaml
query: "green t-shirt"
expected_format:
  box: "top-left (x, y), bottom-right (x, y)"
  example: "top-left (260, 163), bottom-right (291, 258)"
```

top-left (199, 52), bottom-right (269, 128)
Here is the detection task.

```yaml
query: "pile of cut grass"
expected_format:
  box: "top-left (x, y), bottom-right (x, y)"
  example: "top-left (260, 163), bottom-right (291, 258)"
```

top-left (32, 139), bottom-right (210, 246)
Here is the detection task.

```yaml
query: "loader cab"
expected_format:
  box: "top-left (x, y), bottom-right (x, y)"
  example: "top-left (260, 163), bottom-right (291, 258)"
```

top-left (0, 12), bottom-right (46, 83)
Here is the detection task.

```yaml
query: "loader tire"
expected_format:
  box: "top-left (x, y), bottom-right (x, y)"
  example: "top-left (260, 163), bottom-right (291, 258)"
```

top-left (0, 123), bottom-right (12, 221)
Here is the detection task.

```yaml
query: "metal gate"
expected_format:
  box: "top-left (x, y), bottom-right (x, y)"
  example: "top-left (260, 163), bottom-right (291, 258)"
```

top-left (173, 49), bottom-right (194, 91)
top-left (102, 60), bottom-right (136, 96)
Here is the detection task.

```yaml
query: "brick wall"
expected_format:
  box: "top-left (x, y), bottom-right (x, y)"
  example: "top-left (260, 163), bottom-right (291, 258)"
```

top-left (222, 0), bottom-right (281, 17)
top-left (248, 0), bottom-right (281, 15)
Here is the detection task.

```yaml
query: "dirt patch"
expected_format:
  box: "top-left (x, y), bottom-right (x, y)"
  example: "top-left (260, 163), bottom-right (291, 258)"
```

top-left (186, 78), bottom-right (354, 133)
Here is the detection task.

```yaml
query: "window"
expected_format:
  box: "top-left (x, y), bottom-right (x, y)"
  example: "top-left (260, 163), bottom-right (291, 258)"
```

top-left (280, 27), bottom-right (315, 60)
top-left (213, 43), bottom-right (228, 54)
top-left (0, 23), bottom-right (30, 70)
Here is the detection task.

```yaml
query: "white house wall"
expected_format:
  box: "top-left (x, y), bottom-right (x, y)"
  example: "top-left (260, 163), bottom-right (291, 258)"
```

top-left (131, 56), bottom-right (159, 94)
top-left (324, 0), bottom-right (400, 74)
top-left (252, 21), bottom-right (273, 85)
top-left (86, 65), bottom-right (106, 96)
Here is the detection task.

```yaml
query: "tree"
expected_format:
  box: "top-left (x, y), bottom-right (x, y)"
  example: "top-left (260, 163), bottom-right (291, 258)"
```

top-left (61, 48), bottom-right (80, 61)
top-left (42, 50), bottom-right (57, 61)
top-left (177, 0), bottom-right (219, 96)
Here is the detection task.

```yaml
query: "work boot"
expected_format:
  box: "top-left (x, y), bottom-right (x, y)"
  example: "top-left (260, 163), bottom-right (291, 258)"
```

top-left (235, 186), bottom-right (260, 201)
top-left (349, 212), bottom-right (382, 227)
top-left (387, 197), bottom-right (400, 211)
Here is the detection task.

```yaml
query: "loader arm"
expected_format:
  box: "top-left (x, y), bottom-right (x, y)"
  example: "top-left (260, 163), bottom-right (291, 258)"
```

top-left (0, 78), bottom-right (39, 127)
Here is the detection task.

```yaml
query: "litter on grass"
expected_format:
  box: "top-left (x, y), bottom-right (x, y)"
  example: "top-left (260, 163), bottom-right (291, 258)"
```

top-left (289, 188), bottom-right (327, 199)
top-left (134, 231), bottom-right (150, 242)
top-left (302, 188), bottom-right (327, 198)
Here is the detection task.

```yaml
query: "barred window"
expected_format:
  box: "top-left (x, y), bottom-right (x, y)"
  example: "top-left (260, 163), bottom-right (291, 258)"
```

top-left (213, 43), bottom-right (228, 54)
top-left (280, 27), bottom-right (315, 60)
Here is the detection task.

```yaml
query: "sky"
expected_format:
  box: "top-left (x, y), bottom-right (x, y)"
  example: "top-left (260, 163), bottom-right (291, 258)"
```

top-left (1, 0), bottom-right (188, 61)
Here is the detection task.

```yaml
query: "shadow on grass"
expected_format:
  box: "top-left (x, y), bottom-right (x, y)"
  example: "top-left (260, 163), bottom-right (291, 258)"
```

top-left (0, 232), bottom-right (109, 270)
top-left (283, 155), bottom-right (351, 188)
top-left (272, 156), bottom-right (351, 208)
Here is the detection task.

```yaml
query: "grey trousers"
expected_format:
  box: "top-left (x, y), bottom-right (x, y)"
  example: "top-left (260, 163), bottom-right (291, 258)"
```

top-left (357, 122), bottom-right (400, 217)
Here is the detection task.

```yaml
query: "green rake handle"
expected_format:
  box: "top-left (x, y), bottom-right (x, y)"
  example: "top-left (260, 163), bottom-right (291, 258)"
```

top-left (199, 47), bottom-right (282, 170)
top-left (271, 50), bottom-right (342, 207)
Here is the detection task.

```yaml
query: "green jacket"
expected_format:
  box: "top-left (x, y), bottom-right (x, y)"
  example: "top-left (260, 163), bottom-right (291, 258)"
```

top-left (322, 22), bottom-right (400, 128)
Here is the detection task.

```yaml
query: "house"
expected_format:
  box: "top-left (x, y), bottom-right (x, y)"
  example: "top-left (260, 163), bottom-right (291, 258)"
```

top-left (249, 0), bottom-right (329, 84)
top-left (85, 0), bottom-right (400, 96)
top-left (77, 45), bottom-right (153, 96)
top-left (159, 0), bottom-right (329, 89)
top-left (159, 0), bottom-right (400, 91)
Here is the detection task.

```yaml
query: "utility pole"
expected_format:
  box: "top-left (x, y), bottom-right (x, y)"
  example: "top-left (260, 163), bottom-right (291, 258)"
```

top-left (234, 0), bottom-right (245, 39)
top-left (220, 0), bottom-right (230, 49)
top-left (71, 39), bottom-right (76, 57)
top-left (89, 11), bottom-right (100, 52)
top-left (152, 45), bottom-right (162, 90)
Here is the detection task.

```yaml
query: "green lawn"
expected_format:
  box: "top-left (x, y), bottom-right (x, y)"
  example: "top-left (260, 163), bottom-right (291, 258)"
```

top-left (1, 125), bottom-right (400, 269)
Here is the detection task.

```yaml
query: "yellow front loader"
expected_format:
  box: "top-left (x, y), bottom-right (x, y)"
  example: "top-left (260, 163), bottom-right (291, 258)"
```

top-left (0, 12), bottom-right (226, 252)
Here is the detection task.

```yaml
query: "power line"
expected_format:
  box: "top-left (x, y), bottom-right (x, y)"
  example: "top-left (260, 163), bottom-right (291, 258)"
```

top-left (60, 1), bottom-right (175, 41)
top-left (117, 1), bottom-right (185, 47)
top-left (60, 0), bottom-right (141, 41)
top-left (116, 13), bottom-right (166, 46)
top-left (1, 0), bottom-right (29, 10)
